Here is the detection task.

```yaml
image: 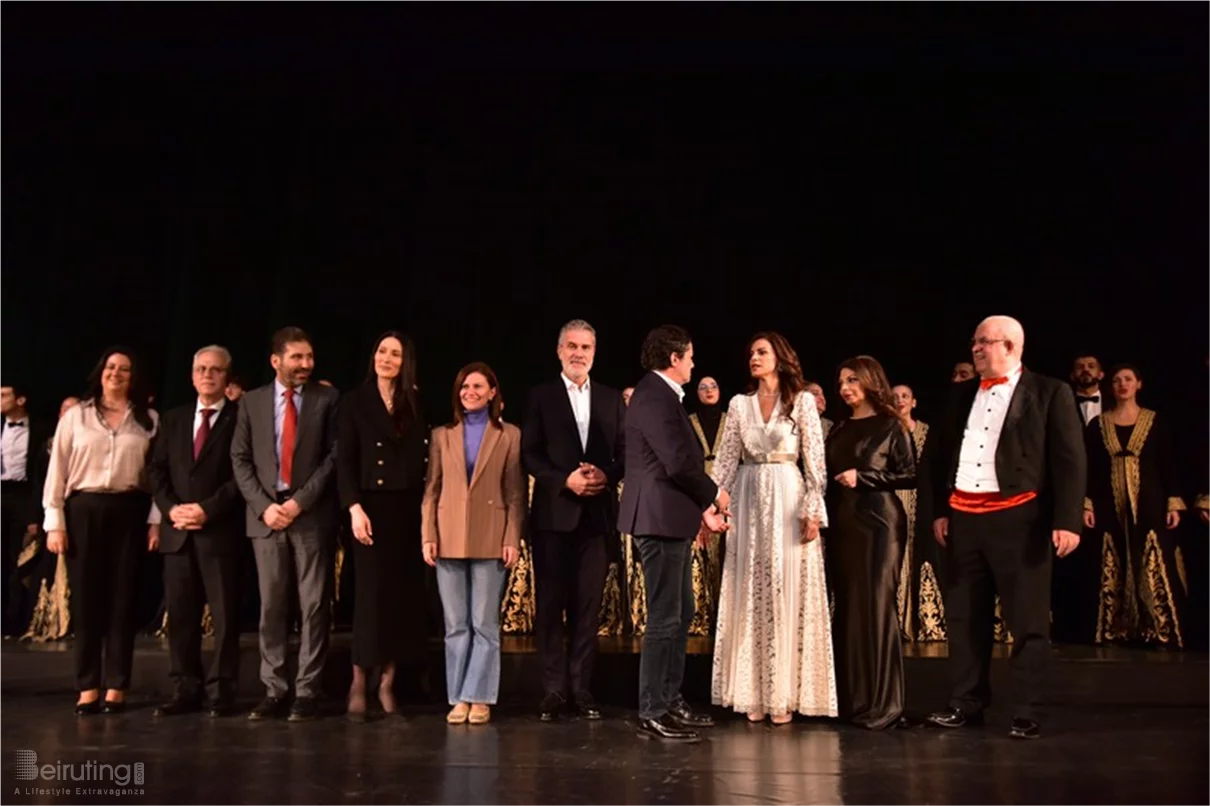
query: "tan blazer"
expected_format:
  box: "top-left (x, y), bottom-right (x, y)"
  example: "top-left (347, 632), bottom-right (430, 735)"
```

top-left (421, 420), bottom-right (524, 559)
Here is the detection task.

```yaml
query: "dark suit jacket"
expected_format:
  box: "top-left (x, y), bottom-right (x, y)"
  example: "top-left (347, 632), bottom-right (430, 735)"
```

top-left (522, 377), bottom-right (626, 535)
top-left (336, 384), bottom-right (428, 509)
top-left (148, 400), bottom-right (244, 554)
top-left (231, 381), bottom-right (340, 539)
top-left (930, 369), bottom-right (1086, 534)
top-left (617, 371), bottom-right (718, 540)
top-left (22, 421), bottom-right (52, 529)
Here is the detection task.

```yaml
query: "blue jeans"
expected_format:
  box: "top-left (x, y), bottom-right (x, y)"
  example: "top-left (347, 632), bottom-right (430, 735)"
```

top-left (634, 536), bottom-right (695, 720)
top-left (435, 558), bottom-right (508, 705)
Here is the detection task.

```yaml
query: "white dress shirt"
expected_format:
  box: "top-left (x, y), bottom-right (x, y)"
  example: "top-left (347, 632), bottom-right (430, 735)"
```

top-left (562, 374), bottom-right (591, 452)
top-left (194, 396), bottom-right (227, 440)
top-left (1, 418), bottom-right (30, 482)
top-left (1076, 394), bottom-right (1102, 426)
top-left (654, 371), bottom-right (686, 404)
top-left (955, 364), bottom-right (1024, 494)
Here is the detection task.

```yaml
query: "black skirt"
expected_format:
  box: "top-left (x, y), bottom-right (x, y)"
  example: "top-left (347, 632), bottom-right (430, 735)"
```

top-left (352, 489), bottom-right (427, 668)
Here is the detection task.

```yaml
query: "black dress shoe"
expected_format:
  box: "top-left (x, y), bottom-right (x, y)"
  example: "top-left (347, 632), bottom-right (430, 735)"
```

top-left (539, 692), bottom-right (565, 722)
top-left (247, 695), bottom-right (290, 721)
top-left (288, 696), bottom-right (320, 722)
top-left (154, 697), bottom-right (202, 717)
top-left (206, 698), bottom-right (237, 718)
top-left (1009, 718), bottom-right (1041, 740)
top-left (573, 691), bottom-right (601, 721)
top-left (637, 714), bottom-right (701, 743)
top-left (925, 706), bottom-right (983, 729)
top-left (668, 699), bottom-right (714, 728)
top-left (75, 700), bottom-right (101, 716)
top-left (101, 700), bottom-right (126, 715)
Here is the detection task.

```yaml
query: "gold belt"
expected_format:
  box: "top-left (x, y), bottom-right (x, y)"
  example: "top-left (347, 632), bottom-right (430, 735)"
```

top-left (749, 453), bottom-right (797, 465)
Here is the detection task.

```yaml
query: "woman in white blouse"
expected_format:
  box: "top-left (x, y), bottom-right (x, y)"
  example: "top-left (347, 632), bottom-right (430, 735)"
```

top-left (43, 348), bottom-right (160, 715)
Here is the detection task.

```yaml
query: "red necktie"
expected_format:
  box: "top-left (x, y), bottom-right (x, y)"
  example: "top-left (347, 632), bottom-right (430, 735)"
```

top-left (193, 408), bottom-right (215, 460)
top-left (280, 388), bottom-right (297, 488)
top-left (980, 376), bottom-right (1009, 390)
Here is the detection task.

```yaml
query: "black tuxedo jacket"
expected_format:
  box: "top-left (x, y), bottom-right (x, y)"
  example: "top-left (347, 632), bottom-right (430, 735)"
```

top-left (522, 378), bottom-right (626, 535)
top-left (336, 384), bottom-right (428, 509)
top-left (930, 369), bottom-right (1086, 534)
top-left (149, 400), bottom-right (244, 554)
top-left (617, 371), bottom-right (718, 540)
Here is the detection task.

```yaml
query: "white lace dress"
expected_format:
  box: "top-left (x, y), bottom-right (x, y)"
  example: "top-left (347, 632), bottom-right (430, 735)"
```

top-left (710, 391), bottom-right (838, 717)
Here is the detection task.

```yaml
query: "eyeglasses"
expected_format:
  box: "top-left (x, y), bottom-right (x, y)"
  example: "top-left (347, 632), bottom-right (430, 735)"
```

top-left (193, 366), bottom-right (229, 376)
top-left (698, 383), bottom-right (718, 391)
top-left (969, 338), bottom-right (1008, 349)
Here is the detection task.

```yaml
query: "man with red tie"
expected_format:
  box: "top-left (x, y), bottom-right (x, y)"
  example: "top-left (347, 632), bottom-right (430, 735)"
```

top-left (231, 327), bottom-right (340, 722)
top-left (148, 346), bottom-right (244, 717)
top-left (926, 316), bottom-right (1085, 740)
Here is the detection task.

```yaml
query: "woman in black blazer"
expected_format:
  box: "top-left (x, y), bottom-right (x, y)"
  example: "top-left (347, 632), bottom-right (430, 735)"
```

top-left (336, 332), bottom-right (429, 721)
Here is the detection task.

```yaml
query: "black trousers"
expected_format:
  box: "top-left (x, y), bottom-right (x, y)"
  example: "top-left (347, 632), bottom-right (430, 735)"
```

top-left (634, 535), bottom-right (694, 720)
top-left (533, 526), bottom-right (608, 696)
top-left (163, 536), bottom-right (240, 702)
top-left (1, 481), bottom-right (32, 634)
top-left (65, 491), bottom-right (147, 691)
top-left (946, 500), bottom-right (1053, 720)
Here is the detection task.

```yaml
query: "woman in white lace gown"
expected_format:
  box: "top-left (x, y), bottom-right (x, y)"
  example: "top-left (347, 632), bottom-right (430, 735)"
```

top-left (709, 332), bottom-right (837, 723)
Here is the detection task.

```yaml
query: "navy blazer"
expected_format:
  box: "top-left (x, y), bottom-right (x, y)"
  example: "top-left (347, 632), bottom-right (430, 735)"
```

top-left (617, 371), bottom-right (718, 540)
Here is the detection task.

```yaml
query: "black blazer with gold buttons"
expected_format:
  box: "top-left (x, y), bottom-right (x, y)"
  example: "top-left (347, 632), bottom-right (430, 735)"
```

top-left (336, 383), bottom-right (428, 510)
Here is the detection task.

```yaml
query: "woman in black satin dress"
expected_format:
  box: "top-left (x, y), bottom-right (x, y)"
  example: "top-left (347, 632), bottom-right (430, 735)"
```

top-left (825, 355), bottom-right (916, 730)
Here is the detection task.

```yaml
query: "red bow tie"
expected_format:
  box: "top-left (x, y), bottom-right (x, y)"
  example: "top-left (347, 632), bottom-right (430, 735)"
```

top-left (980, 376), bottom-right (1009, 390)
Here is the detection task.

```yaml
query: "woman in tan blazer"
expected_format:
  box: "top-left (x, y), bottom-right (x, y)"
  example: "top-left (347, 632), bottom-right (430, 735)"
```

top-left (422, 362), bottom-right (523, 725)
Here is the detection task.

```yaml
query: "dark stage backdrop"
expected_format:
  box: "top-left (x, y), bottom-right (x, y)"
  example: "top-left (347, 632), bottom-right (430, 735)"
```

top-left (3, 6), bottom-right (1207, 429)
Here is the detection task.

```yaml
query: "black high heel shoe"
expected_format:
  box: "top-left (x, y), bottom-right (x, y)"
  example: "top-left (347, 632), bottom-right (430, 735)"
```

top-left (75, 700), bottom-right (101, 716)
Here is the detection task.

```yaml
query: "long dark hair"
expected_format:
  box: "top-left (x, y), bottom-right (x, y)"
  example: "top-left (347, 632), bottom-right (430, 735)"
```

top-left (836, 355), bottom-right (907, 431)
top-left (449, 362), bottom-right (503, 428)
top-left (364, 331), bottom-right (420, 432)
top-left (744, 331), bottom-right (806, 414)
top-left (84, 346), bottom-right (155, 432)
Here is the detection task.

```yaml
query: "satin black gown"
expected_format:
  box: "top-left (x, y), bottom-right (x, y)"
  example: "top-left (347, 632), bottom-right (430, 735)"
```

top-left (825, 414), bottom-right (916, 730)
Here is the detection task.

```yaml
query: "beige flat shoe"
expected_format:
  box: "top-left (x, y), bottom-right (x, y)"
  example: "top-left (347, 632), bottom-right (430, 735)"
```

top-left (770, 714), bottom-right (793, 725)
top-left (747, 711), bottom-right (765, 723)
top-left (446, 703), bottom-right (470, 724)
top-left (468, 704), bottom-right (491, 724)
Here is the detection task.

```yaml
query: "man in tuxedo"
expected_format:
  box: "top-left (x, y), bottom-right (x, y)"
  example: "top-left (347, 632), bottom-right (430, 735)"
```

top-left (618, 325), bottom-right (729, 743)
top-left (523, 319), bottom-right (626, 722)
top-left (0, 384), bottom-right (44, 637)
top-left (1070, 354), bottom-right (1104, 426)
top-left (231, 327), bottom-right (340, 722)
top-left (148, 346), bottom-right (243, 717)
top-left (926, 316), bottom-right (1085, 740)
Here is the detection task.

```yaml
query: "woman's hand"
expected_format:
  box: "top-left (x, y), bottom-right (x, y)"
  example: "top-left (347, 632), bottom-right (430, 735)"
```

top-left (47, 530), bottom-right (68, 555)
top-left (834, 469), bottom-right (858, 489)
top-left (422, 542), bottom-right (438, 567)
top-left (800, 518), bottom-right (820, 544)
top-left (1166, 510), bottom-right (1181, 530)
top-left (147, 524), bottom-right (161, 552)
top-left (503, 545), bottom-right (519, 568)
top-left (350, 504), bottom-right (374, 545)
top-left (1083, 510), bottom-right (1096, 530)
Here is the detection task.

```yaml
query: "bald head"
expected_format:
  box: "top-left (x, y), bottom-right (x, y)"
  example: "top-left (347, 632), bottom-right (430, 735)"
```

top-left (972, 315), bottom-right (1025, 378)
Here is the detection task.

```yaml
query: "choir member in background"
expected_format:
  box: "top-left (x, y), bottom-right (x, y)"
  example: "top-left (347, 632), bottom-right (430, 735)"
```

top-left (1083, 364), bottom-right (1187, 648)
top-left (804, 381), bottom-right (832, 439)
top-left (21, 396), bottom-right (79, 641)
top-left (709, 333), bottom-right (836, 724)
top-left (148, 346), bottom-right (243, 718)
top-left (622, 387), bottom-right (635, 407)
top-left (950, 361), bottom-right (976, 383)
top-left (1070, 354), bottom-right (1105, 427)
top-left (337, 332), bottom-right (429, 721)
top-left (892, 384), bottom-right (941, 642)
top-left (224, 376), bottom-right (246, 403)
top-left (688, 376), bottom-right (726, 636)
top-left (422, 362), bottom-right (523, 725)
top-left (43, 347), bottom-right (161, 714)
top-left (231, 327), bottom-right (340, 723)
top-left (1, 384), bottom-right (45, 637)
top-left (522, 320), bottom-right (625, 722)
top-left (927, 316), bottom-right (1085, 740)
top-left (826, 356), bottom-right (915, 730)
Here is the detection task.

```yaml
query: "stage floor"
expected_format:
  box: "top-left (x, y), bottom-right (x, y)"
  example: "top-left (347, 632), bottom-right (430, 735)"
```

top-left (2, 638), bottom-right (1207, 805)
